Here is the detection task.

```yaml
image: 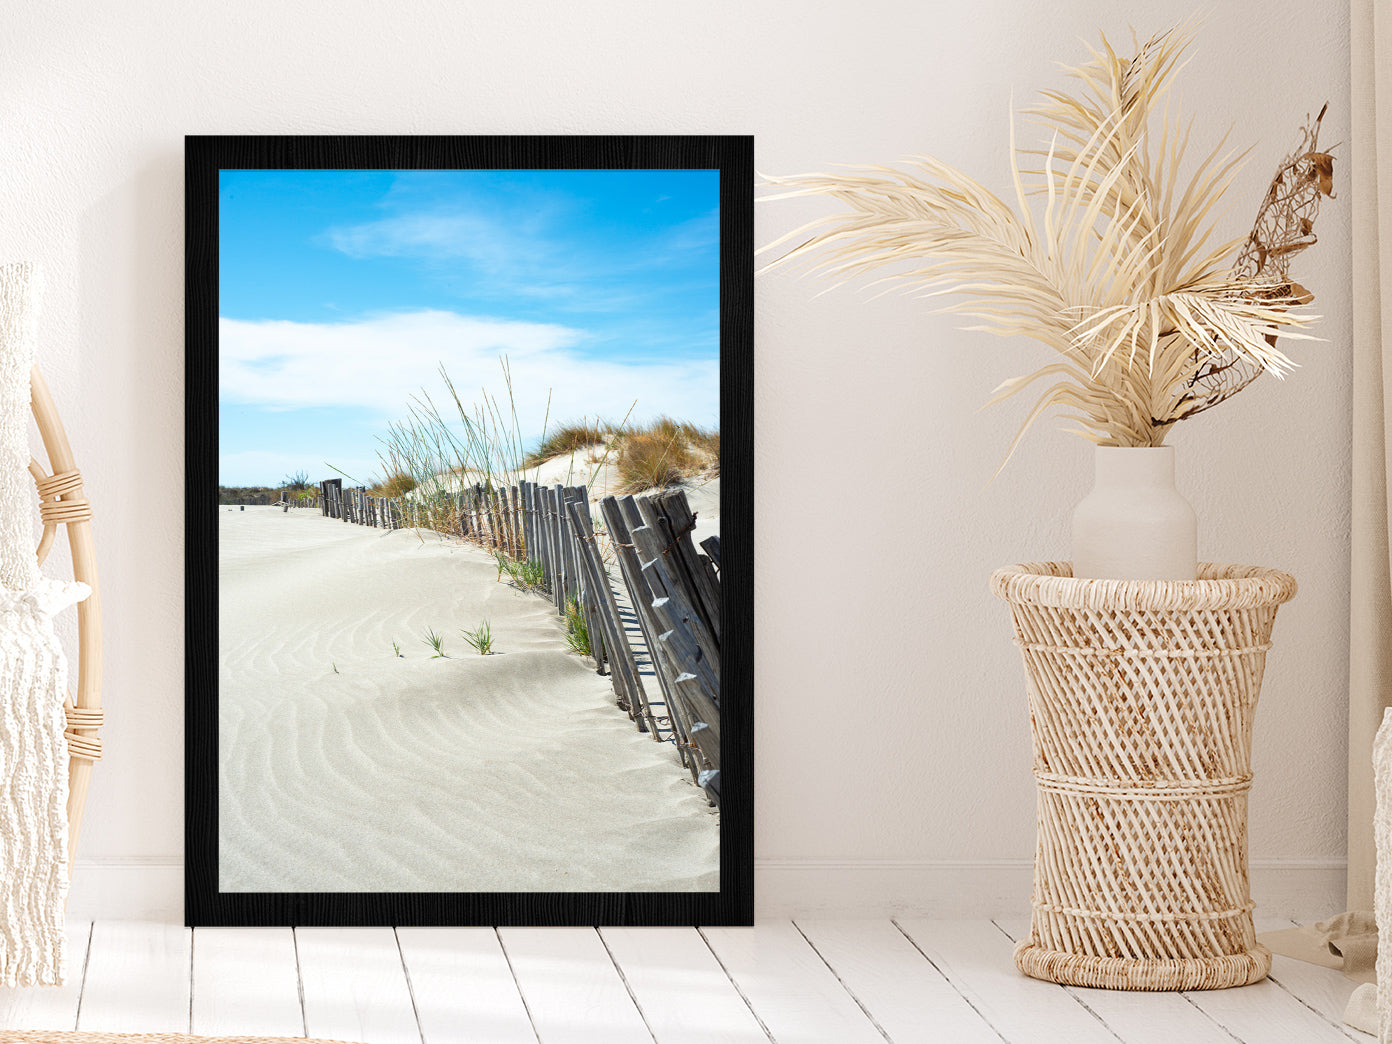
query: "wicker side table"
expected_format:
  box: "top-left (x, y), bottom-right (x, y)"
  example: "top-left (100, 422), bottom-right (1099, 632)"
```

top-left (991, 562), bottom-right (1297, 991)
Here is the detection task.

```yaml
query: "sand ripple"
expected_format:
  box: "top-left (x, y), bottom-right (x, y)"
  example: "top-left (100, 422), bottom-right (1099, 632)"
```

top-left (217, 507), bottom-right (718, 893)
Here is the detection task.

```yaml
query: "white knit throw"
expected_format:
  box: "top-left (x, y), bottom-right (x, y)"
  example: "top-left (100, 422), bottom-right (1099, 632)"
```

top-left (0, 262), bottom-right (88, 987)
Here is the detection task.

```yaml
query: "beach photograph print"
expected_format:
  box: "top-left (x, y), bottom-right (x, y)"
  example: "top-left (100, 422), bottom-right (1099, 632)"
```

top-left (213, 162), bottom-right (727, 897)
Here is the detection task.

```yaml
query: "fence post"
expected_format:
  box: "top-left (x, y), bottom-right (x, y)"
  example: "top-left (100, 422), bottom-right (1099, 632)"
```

top-left (599, 496), bottom-right (674, 742)
top-left (518, 481), bottom-right (529, 559)
top-left (508, 485), bottom-right (522, 560)
top-left (549, 485), bottom-right (566, 612)
top-left (537, 484), bottom-right (553, 594)
top-left (573, 492), bottom-right (607, 676)
top-left (563, 488), bottom-right (607, 678)
top-left (566, 499), bottom-right (651, 729)
top-left (562, 485), bottom-right (582, 609)
top-left (618, 495), bottom-right (721, 780)
top-left (630, 515), bottom-right (720, 688)
top-left (638, 494), bottom-right (719, 645)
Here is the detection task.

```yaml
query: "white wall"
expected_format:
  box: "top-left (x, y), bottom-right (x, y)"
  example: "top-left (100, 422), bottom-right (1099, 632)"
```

top-left (5, 0), bottom-right (1352, 920)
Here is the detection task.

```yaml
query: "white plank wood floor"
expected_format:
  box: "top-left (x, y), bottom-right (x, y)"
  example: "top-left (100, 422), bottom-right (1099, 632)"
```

top-left (0, 919), bottom-right (1371, 1043)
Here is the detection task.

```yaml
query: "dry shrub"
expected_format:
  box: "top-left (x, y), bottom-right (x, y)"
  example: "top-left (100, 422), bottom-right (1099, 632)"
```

top-left (374, 471), bottom-right (418, 498)
top-left (649, 416), bottom-right (681, 442)
top-left (680, 424), bottom-right (718, 469)
top-left (525, 422), bottom-right (610, 466)
top-left (522, 413), bottom-right (719, 491)
top-left (698, 432), bottom-right (720, 474)
top-left (617, 430), bottom-right (698, 492)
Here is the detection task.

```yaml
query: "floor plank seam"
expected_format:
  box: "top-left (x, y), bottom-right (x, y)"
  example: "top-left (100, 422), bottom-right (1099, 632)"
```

top-left (1265, 972), bottom-right (1363, 1042)
top-left (70, 920), bottom-right (94, 1033)
top-left (1177, 993), bottom-right (1244, 1043)
top-left (492, 928), bottom-right (541, 1043)
top-left (1266, 918), bottom-right (1359, 1041)
top-left (991, 919), bottom-right (1184, 1044)
top-left (694, 927), bottom-right (776, 1043)
top-left (889, 920), bottom-right (1008, 1044)
top-left (291, 927), bottom-right (309, 1040)
top-left (391, 928), bottom-right (428, 1044)
top-left (594, 929), bottom-right (658, 1044)
top-left (788, 921), bottom-right (892, 1042)
top-left (986, 920), bottom-right (1016, 944)
top-left (1063, 991), bottom-right (1125, 1043)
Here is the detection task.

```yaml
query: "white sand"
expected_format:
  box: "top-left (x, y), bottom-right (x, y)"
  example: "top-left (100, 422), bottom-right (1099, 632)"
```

top-left (218, 506), bottom-right (718, 893)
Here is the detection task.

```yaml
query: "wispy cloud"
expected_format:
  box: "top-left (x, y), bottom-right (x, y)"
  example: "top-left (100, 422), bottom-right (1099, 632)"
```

top-left (319, 177), bottom-right (718, 316)
top-left (326, 211), bottom-right (533, 265)
top-left (658, 209), bottom-right (719, 259)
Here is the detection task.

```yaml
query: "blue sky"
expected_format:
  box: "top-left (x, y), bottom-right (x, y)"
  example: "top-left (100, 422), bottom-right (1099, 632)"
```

top-left (218, 169), bottom-right (720, 486)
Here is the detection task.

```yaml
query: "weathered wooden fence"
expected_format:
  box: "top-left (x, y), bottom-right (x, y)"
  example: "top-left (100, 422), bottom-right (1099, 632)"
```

top-left (274, 491), bottom-right (319, 511)
top-left (318, 478), bottom-right (403, 529)
top-left (518, 480), bottom-right (722, 806)
top-left (602, 490), bottom-right (721, 805)
top-left (320, 476), bottom-right (533, 553)
top-left (221, 490), bottom-right (319, 508)
top-left (313, 472), bottom-right (723, 805)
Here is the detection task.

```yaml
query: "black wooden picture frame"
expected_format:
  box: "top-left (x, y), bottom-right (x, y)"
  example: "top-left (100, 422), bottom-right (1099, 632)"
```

top-left (184, 135), bottom-right (753, 926)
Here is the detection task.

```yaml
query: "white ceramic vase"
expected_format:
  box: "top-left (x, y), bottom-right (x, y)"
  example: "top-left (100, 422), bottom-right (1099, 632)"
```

top-left (1071, 445), bottom-right (1198, 581)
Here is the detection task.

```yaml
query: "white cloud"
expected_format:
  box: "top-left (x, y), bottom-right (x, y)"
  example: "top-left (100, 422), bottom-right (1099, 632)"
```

top-left (219, 309), bottom-right (719, 436)
top-left (221, 311), bottom-right (581, 410)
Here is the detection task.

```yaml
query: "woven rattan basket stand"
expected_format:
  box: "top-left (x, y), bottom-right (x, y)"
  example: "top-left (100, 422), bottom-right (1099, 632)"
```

top-left (991, 561), bottom-right (1297, 991)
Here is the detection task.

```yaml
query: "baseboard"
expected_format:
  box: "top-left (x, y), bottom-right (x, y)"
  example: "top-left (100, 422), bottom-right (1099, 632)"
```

top-left (1248, 860), bottom-right (1349, 921)
top-left (753, 859), bottom-right (1349, 921)
top-left (754, 860), bottom-right (1037, 919)
top-left (67, 858), bottom-right (183, 922)
top-left (63, 857), bottom-right (1348, 923)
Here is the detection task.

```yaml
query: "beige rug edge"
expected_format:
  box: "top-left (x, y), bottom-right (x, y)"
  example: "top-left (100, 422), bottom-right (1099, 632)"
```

top-left (1258, 912), bottom-right (1379, 986)
top-left (0, 1033), bottom-right (367, 1044)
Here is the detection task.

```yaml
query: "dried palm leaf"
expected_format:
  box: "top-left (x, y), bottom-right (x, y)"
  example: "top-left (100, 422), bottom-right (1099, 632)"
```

top-left (761, 25), bottom-right (1330, 460)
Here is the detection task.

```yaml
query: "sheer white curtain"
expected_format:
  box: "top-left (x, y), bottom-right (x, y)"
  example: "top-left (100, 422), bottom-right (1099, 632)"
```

top-left (1348, 0), bottom-right (1392, 912)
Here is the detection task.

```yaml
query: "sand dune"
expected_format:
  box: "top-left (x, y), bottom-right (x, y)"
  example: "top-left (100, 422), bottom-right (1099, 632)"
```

top-left (421, 451), bottom-right (722, 545)
top-left (218, 506), bottom-right (718, 893)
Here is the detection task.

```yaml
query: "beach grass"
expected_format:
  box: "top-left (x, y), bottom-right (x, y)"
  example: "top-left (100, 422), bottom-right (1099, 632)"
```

top-left (497, 553), bottom-right (545, 591)
top-left (461, 619), bottom-right (494, 655)
top-left (350, 356), bottom-right (715, 558)
top-left (564, 598), bottom-right (591, 656)
top-left (422, 627), bottom-right (447, 658)
top-left (370, 360), bottom-right (533, 557)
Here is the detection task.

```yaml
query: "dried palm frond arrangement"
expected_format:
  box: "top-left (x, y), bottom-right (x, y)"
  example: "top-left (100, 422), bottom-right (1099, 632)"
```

top-left (761, 26), bottom-right (1335, 460)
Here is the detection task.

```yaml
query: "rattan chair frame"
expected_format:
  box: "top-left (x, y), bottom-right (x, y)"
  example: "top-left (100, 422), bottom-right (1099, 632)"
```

top-left (27, 364), bottom-right (102, 872)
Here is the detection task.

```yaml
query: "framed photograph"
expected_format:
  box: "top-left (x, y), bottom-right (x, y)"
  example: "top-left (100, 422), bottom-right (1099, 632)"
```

top-left (185, 135), bottom-right (752, 926)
